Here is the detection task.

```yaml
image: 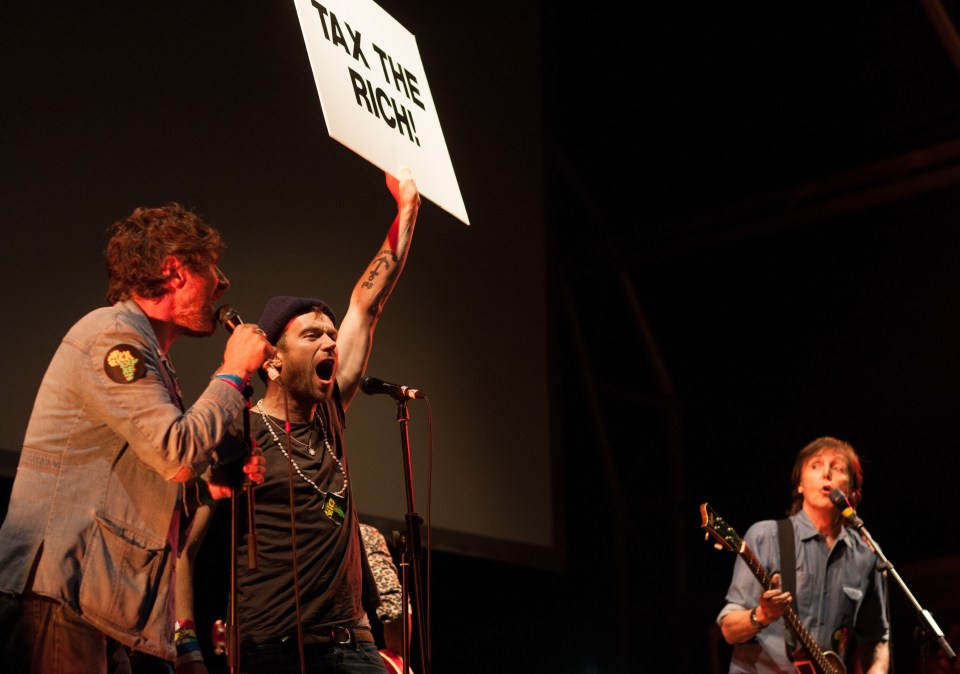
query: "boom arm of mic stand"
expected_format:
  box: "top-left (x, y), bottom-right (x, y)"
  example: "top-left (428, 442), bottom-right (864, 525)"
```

top-left (856, 524), bottom-right (956, 661)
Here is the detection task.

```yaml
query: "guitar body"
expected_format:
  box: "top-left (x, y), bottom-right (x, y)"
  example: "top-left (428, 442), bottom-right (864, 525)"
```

top-left (793, 649), bottom-right (846, 674)
top-left (700, 503), bottom-right (847, 674)
top-left (379, 648), bottom-right (415, 674)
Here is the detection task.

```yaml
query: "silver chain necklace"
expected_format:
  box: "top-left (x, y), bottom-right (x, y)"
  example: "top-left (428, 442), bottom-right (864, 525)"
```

top-left (256, 399), bottom-right (347, 498)
top-left (259, 405), bottom-right (317, 455)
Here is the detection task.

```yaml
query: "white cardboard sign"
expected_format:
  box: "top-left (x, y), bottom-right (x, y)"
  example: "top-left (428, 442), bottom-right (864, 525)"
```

top-left (292, 0), bottom-right (470, 225)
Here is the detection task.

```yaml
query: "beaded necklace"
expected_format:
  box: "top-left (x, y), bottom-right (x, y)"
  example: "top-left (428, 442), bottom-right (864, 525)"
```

top-left (256, 399), bottom-right (347, 498)
top-left (260, 405), bottom-right (317, 455)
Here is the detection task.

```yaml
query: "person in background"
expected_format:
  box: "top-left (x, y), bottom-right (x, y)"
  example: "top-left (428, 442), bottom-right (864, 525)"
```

top-left (717, 436), bottom-right (889, 673)
top-left (359, 522), bottom-right (412, 670)
top-left (0, 201), bottom-right (272, 673)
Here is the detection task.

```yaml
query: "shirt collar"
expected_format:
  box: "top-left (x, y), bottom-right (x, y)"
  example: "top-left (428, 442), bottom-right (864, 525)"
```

top-left (794, 509), bottom-right (824, 542)
top-left (794, 508), bottom-right (852, 546)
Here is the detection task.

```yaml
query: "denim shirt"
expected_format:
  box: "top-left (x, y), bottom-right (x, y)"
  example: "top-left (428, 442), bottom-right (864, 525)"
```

top-left (717, 510), bottom-right (889, 673)
top-left (0, 300), bottom-right (246, 659)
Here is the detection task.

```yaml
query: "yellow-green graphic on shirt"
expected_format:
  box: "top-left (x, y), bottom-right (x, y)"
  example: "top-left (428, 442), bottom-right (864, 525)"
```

top-left (104, 344), bottom-right (147, 383)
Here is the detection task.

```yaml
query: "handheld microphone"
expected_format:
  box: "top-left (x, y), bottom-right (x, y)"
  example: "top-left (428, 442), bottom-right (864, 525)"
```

top-left (217, 305), bottom-right (243, 333)
top-left (360, 376), bottom-right (425, 401)
top-left (217, 305), bottom-right (279, 381)
top-left (828, 488), bottom-right (864, 529)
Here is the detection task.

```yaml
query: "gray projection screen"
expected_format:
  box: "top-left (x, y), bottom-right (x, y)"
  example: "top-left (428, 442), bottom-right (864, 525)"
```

top-left (0, 1), bottom-right (560, 569)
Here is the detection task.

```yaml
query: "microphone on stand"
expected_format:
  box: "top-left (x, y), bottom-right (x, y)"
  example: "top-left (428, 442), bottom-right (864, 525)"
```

top-left (829, 487), bottom-right (876, 554)
top-left (828, 488), bottom-right (864, 529)
top-left (361, 376), bottom-right (426, 400)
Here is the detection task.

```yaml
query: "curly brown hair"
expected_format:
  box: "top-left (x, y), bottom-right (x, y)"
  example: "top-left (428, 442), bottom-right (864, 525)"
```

top-left (104, 202), bottom-right (224, 303)
top-left (787, 436), bottom-right (864, 516)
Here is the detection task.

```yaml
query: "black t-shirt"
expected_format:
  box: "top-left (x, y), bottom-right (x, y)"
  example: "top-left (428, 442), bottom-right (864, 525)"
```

top-left (229, 392), bottom-right (377, 646)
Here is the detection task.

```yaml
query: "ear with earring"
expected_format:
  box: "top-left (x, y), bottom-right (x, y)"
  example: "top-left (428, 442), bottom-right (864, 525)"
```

top-left (264, 358), bottom-right (281, 381)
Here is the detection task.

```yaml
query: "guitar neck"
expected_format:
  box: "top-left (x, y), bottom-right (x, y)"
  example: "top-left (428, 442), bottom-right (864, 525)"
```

top-left (737, 541), bottom-right (837, 674)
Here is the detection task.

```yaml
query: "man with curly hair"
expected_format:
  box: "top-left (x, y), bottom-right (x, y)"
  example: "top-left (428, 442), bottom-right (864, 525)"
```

top-left (0, 202), bottom-right (273, 673)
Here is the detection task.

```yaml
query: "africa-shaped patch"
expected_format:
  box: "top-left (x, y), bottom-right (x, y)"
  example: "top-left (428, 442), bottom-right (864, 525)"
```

top-left (104, 344), bottom-right (146, 383)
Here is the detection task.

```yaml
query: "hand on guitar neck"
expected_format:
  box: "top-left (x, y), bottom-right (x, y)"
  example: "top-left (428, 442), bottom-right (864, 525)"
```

top-left (752, 572), bottom-right (793, 632)
top-left (715, 570), bottom-right (793, 645)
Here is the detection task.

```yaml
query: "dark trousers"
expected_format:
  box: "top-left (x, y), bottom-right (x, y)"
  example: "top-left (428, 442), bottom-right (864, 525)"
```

top-left (241, 640), bottom-right (387, 674)
top-left (3, 593), bottom-right (173, 674)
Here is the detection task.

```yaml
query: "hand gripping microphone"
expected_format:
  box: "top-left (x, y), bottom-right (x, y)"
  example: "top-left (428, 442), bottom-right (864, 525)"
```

top-left (360, 376), bottom-right (425, 401)
top-left (828, 488), bottom-right (864, 529)
top-left (217, 304), bottom-right (243, 333)
top-left (216, 305), bottom-right (279, 381)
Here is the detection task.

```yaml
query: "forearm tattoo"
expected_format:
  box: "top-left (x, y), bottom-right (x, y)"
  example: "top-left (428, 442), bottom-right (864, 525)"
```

top-left (361, 249), bottom-right (398, 289)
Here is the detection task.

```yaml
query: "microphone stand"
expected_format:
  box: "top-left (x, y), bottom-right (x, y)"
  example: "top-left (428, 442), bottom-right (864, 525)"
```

top-left (849, 520), bottom-right (956, 664)
top-left (242, 382), bottom-right (258, 570)
top-left (227, 382), bottom-right (259, 673)
top-left (392, 399), bottom-right (430, 674)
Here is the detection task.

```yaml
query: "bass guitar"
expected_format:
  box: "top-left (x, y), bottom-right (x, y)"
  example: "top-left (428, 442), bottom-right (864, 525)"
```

top-left (699, 502), bottom-right (846, 674)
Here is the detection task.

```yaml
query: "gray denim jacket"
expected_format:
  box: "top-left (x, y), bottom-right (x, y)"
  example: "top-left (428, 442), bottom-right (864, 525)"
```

top-left (0, 300), bottom-right (246, 659)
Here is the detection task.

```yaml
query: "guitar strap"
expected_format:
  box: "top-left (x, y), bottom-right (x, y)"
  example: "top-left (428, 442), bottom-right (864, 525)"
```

top-left (777, 518), bottom-right (799, 657)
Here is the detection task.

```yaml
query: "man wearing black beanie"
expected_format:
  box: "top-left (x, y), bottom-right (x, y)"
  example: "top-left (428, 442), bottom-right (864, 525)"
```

top-left (174, 168), bottom-right (420, 674)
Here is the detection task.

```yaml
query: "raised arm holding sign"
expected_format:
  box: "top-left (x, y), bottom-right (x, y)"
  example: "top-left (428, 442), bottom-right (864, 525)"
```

top-left (292, 0), bottom-right (469, 225)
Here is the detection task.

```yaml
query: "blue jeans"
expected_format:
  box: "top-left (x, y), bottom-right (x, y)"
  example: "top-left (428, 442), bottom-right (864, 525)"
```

top-left (5, 593), bottom-right (173, 674)
top-left (240, 640), bottom-right (387, 674)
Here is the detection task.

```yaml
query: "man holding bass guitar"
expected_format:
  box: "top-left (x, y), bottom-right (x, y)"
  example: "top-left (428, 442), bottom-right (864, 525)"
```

top-left (715, 436), bottom-right (889, 674)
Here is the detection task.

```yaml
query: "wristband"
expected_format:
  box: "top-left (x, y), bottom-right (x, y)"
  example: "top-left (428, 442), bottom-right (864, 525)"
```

top-left (214, 373), bottom-right (244, 391)
top-left (175, 637), bottom-right (202, 656)
top-left (175, 649), bottom-right (205, 667)
top-left (175, 627), bottom-right (197, 641)
top-left (749, 605), bottom-right (768, 630)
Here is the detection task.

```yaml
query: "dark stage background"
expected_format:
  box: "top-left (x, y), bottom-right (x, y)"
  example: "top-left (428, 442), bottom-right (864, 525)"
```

top-left (5, 2), bottom-right (960, 673)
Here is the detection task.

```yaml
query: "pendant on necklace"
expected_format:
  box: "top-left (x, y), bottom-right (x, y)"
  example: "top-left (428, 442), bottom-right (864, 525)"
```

top-left (307, 420), bottom-right (317, 455)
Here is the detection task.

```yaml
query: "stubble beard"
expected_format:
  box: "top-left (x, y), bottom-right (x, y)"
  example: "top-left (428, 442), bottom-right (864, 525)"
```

top-left (177, 305), bottom-right (217, 338)
top-left (287, 367), bottom-right (333, 405)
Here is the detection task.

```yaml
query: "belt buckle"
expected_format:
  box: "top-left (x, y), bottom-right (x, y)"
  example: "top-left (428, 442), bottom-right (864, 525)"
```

top-left (330, 626), bottom-right (352, 645)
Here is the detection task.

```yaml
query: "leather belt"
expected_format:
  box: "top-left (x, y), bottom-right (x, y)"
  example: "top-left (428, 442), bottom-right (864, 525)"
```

top-left (250, 626), bottom-right (374, 649)
top-left (303, 626), bottom-right (374, 645)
